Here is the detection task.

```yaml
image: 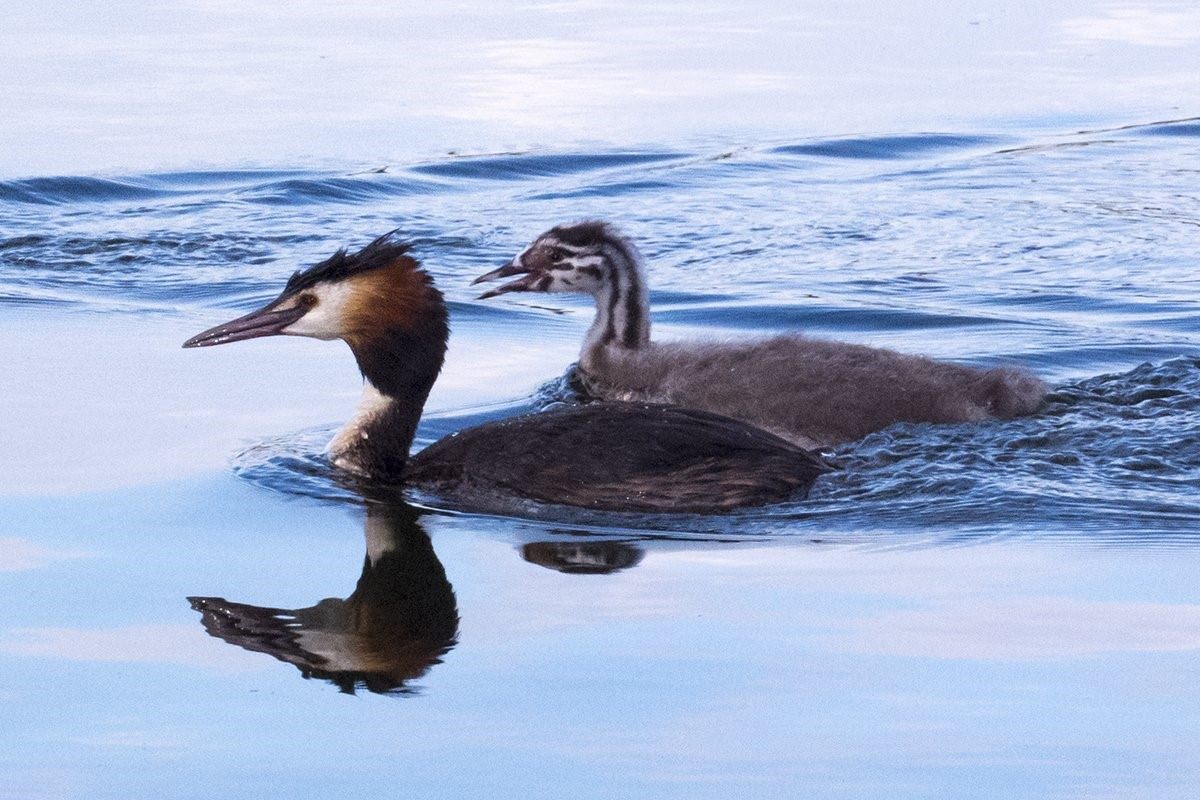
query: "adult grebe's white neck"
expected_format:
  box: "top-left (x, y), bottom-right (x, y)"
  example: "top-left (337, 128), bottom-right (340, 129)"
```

top-left (328, 381), bottom-right (395, 474)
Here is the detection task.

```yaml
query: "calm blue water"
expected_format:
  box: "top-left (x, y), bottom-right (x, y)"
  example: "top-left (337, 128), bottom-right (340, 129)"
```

top-left (4, 3), bottom-right (1200, 797)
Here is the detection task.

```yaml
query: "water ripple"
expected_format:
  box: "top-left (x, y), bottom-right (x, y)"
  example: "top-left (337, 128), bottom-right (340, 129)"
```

top-left (409, 151), bottom-right (686, 181)
top-left (793, 357), bottom-right (1200, 536)
top-left (528, 179), bottom-right (677, 200)
top-left (0, 176), bottom-right (183, 205)
top-left (772, 133), bottom-right (1003, 160)
top-left (229, 358), bottom-right (1200, 544)
top-left (1118, 117), bottom-right (1200, 138)
top-left (3, 120), bottom-right (1199, 545)
top-left (233, 175), bottom-right (443, 205)
top-left (0, 230), bottom-right (325, 308)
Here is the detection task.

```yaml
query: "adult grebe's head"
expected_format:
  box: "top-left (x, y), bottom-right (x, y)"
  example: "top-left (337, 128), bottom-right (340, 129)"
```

top-left (473, 220), bottom-right (642, 299)
top-left (184, 233), bottom-right (441, 349)
top-left (184, 233), bottom-right (449, 478)
top-left (183, 232), bottom-right (448, 399)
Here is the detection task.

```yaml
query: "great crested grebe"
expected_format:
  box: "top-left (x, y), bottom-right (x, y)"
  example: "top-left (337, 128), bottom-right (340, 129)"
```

top-left (183, 233), bottom-right (829, 513)
top-left (474, 220), bottom-right (1047, 449)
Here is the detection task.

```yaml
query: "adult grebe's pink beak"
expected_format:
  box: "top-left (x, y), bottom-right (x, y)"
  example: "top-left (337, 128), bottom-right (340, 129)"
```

top-left (182, 300), bottom-right (307, 348)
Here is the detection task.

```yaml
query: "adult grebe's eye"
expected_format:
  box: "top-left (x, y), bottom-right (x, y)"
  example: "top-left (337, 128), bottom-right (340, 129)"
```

top-left (297, 293), bottom-right (318, 309)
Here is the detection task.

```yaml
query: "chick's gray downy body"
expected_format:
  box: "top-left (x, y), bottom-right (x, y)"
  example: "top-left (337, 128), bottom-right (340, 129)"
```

top-left (477, 220), bottom-right (1046, 449)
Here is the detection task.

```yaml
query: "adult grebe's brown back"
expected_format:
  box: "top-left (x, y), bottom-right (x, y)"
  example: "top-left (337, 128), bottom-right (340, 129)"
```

top-left (183, 234), bottom-right (829, 513)
top-left (475, 220), bottom-right (1048, 449)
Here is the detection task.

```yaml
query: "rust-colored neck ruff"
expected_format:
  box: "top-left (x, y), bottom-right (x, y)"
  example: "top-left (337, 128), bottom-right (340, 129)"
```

top-left (329, 258), bottom-right (450, 479)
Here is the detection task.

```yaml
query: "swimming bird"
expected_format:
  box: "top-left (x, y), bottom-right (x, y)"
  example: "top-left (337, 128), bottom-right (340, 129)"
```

top-left (183, 233), bottom-right (828, 513)
top-left (474, 221), bottom-right (1047, 449)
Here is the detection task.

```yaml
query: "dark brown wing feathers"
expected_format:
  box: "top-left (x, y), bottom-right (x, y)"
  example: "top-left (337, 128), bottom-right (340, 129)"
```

top-left (405, 402), bottom-right (830, 513)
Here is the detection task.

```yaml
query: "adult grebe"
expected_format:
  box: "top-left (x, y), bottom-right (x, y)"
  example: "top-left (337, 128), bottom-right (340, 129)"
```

top-left (183, 233), bottom-right (828, 513)
top-left (474, 220), bottom-right (1047, 449)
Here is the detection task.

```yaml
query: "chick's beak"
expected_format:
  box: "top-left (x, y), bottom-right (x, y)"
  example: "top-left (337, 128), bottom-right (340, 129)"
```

top-left (472, 259), bottom-right (541, 300)
top-left (182, 302), bottom-right (307, 348)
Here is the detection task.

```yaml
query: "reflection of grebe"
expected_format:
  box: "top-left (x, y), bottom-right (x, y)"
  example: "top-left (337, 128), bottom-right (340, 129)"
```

top-left (184, 234), bottom-right (828, 513)
top-left (188, 503), bottom-right (458, 695)
top-left (476, 221), bottom-right (1047, 448)
top-left (521, 541), bottom-right (644, 574)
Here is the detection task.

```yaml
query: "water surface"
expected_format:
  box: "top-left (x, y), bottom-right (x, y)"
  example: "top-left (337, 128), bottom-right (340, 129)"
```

top-left (3, 4), bottom-right (1200, 798)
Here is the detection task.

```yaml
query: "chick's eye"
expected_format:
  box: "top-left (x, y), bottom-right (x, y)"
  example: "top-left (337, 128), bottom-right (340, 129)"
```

top-left (548, 247), bottom-right (568, 262)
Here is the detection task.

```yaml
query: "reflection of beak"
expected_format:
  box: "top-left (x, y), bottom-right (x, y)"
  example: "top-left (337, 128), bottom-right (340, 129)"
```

top-left (182, 302), bottom-right (307, 348)
top-left (472, 259), bottom-right (540, 300)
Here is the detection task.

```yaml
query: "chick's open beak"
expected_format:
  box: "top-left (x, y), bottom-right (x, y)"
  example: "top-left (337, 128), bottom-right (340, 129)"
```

top-left (182, 302), bottom-right (307, 348)
top-left (472, 259), bottom-right (541, 299)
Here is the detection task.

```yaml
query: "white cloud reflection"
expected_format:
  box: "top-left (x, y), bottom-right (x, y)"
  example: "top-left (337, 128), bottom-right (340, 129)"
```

top-left (5, 0), bottom-right (1200, 175)
top-left (438, 36), bottom-right (788, 132)
top-left (1064, 6), bottom-right (1200, 47)
top-left (836, 596), bottom-right (1200, 660)
top-left (0, 538), bottom-right (89, 571)
top-left (488, 542), bottom-right (1200, 663)
top-left (0, 624), bottom-right (266, 671)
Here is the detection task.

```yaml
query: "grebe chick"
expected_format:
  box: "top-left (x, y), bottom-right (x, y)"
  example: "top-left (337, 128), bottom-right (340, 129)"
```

top-left (183, 234), bottom-right (828, 513)
top-left (474, 221), bottom-right (1047, 449)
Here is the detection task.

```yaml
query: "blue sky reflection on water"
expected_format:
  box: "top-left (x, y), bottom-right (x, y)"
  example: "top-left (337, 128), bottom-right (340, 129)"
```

top-left (3, 1), bottom-right (1200, 177)
top-left (5, 479), bottom-right (1200, 799)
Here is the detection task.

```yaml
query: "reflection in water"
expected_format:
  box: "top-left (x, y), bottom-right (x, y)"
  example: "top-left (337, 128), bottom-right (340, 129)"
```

top-left (188, 504), bottom-right (458, 695)
top-left (521, 540), bottom-right (645, 575)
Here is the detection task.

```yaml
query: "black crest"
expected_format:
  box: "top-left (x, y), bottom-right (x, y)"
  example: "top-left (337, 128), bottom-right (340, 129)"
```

top-left (283, 231), bottom-right (413, 295)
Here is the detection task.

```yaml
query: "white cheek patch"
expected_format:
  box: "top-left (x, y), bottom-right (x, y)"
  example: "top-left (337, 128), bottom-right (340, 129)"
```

top-left (282, 281), bottom-right (354, 340)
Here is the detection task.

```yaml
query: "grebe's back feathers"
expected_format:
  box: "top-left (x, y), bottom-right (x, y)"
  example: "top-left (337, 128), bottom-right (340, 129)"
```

top-left (406, 402), bottom-right (830, 513)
